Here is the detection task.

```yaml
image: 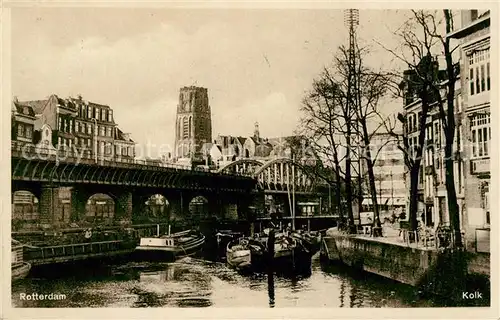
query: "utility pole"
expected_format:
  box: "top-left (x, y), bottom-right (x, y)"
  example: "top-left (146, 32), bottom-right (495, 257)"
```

top-left (344, 9), bottom-right (359, 233)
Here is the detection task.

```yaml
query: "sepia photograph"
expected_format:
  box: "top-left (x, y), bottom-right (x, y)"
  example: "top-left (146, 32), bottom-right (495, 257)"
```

top-left (3, 2), bottom-right (497, 317)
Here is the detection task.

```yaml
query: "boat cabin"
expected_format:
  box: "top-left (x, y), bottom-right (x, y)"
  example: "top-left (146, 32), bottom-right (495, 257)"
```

top-left (139, 237), bottom-right (175, 247)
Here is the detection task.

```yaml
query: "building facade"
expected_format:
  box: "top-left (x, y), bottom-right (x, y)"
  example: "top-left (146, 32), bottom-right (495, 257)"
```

top-left (11, 99), bottom-right (36, 144)
top-left (174, 86), bottom-right (212, 161)
top-left (363, 133), bottom-right (406, 213)
top-left (448, 10), bottom-right (491, 250)
top-left (16, 94), bottom-right (135, 162)
top-left (400, 60), bottom-right (462, 229)
top-left (208, 123), bottom-right (316, 168)
top-left (397, 10), bottom-right (491, 253)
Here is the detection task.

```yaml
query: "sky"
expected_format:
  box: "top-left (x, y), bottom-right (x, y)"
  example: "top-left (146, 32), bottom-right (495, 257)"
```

top-left (12, 8), bottom-right (419, 157)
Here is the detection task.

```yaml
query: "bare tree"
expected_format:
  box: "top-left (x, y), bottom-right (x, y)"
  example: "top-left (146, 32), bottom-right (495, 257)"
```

top-left (300, 71), bottom-right (351, 229)
top-left (348, 45), bottom-right (397, 236)
top-left (381, 10), bottom-right (461, 246)
top-left (301, 44), bottom-right (395, 235)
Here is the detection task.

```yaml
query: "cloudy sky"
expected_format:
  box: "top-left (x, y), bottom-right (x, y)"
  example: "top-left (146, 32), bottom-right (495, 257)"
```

top-left (12, 7), bottom-right (418, 156)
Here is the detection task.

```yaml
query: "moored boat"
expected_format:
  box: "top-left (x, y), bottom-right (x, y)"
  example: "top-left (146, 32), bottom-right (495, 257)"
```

top-left (135, 228), bottom-right (205, 260)
top-left (291, 230), bottom-right (321, 255)
top-left (215, 230), bottom-right (244, 259)
top-left (12, 240), bottom-right (31, 281)
top-left (227, 229), bottom-right (312, 274)
top-left (226, 237), bottom-right (266, 272)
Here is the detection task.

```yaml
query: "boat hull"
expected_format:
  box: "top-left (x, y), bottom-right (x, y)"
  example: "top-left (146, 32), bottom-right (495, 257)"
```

top-left (134, 232), bottom-right (205, 261)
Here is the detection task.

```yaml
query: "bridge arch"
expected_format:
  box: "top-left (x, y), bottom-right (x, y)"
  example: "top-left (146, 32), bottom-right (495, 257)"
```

top-left (85, 193), bottom-right (115, 224)
top-left (144, 194), bottom-right (170, 221)
top-left (216, 159), bottom-right (264, 175)
top-left (253, 157), bottom-right (316, 193)
top-left (12, 190), bottom-right (39, 228)
top-left (188, 195), bottom-right (209, 220)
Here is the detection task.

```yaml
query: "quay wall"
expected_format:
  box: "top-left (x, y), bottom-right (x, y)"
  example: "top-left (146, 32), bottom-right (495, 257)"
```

top-left (321, 235), bottom-right (490, 300)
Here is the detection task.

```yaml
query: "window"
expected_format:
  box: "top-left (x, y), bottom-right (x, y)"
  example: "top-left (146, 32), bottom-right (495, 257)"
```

top-left (58, 118), bottom-right (62, 131)
top-left (470, 113), bottom-right (490, 158)
top-left (26, 126), bottom-right (32, 139)
top-left (106, 127), bottom-right (112, 137)
top-left (100, 127), bottom-right (105, 136)
top-left (88, 107), bottom-right (92, 118)
top-left (183, 117), bottom-right (189, 139)
top-left (468, 48), bottom-right (490, 96)
top-left (105, 142), bottom-right (112, 155)
top-left (18, 124), bottom-right (24, 137)
top-left (76, 121), bottom-right (80, 132)
top-left (109, 110), bottom-right (113, 122)
top-left (434, 122), bottom-right (440, 147)
top-left (425, 125), bottom-right (433, 141)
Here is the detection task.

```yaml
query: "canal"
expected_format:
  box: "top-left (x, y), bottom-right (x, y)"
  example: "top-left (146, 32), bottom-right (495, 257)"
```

top-left (12, 254), bottom-right (457, 308)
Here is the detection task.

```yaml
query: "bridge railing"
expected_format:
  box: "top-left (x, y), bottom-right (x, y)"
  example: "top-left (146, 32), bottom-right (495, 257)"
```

top-left (11, 140), bottom-right (252, 178)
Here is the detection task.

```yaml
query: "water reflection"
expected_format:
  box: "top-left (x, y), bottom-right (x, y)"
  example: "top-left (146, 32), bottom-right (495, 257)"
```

top-left (267, 272), bottom-right (275, 308)
top-left (12, 255), bottom-right (458, 308)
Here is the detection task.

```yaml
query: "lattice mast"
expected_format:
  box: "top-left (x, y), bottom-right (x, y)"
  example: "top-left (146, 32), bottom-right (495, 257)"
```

top-left (344, 9), bottom-right (360, 228)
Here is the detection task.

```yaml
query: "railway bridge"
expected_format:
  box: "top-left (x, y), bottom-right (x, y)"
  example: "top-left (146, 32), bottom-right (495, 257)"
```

top-left (12, 142), bottom-right (330, 229)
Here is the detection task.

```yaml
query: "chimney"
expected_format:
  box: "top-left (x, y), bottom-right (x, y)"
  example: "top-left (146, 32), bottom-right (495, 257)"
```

top-left (77, 94), bottom-right (83, 100)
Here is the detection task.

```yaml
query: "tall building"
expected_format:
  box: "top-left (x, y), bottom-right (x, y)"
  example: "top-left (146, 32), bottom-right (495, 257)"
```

top-left (448, 10), bottom-right (490, 251)
top-left (362, 133), bottom-right (406, 212)
top-left (174, 86), bottom-right (212, 162)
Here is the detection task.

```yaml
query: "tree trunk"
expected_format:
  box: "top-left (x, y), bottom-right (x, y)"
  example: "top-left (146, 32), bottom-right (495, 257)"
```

top-left (408, 164), bottom-right (420, 238)
top-left (442, 9), bottom-right (463, 248)
top-left (445, 147), bottom-right (462, 247)
top-left (344, 132), bottom-right (355, 233)
top-left (361, 121), bottom-right (382, 236)
top-left (334, 160), bottom-right (343, 222)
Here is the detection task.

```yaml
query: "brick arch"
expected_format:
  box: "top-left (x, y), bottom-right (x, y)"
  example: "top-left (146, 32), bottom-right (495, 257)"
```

top-left (12, 189), bottom-right (40, 227)
top-left (187, 195), bottom-right (210, 220)
top-left (84, 192), bottom-right (116, 224)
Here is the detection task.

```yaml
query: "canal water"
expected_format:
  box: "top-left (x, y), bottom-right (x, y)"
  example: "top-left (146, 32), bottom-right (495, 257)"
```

top-left (12, 254), bottom-right (462, 308)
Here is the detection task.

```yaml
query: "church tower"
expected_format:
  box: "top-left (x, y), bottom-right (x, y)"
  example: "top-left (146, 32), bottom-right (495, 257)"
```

top-left (174, 86), bottom-right (212, 161)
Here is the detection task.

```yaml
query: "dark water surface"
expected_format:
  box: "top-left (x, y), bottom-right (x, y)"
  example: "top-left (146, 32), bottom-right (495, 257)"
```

top-left (12, 255), bottom-right (463, 308)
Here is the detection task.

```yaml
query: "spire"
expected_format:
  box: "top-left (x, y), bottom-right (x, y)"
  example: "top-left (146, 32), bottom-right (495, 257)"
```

top-left (254, 122), bottom-right (260, 140)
